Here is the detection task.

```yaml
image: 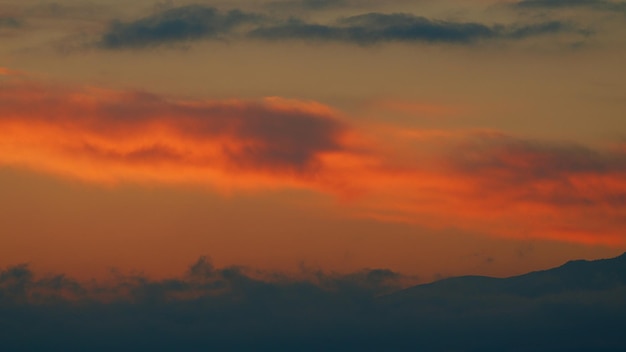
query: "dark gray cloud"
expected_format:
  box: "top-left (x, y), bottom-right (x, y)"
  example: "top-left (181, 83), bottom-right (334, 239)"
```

top-left (100, 5), bottom-right (261, 48)
top-left (249, 13), bottom-right (574, 44)
top-left (265, 0), bottom-right (418, 12)
top-left (99, 5), bottom-right (580, 49)
top-left (1, 253), bottom-right (625, 351)
top-left (515, 0), bottom-right (626, 13)
top-left (267, 0), bottom-right (350, 11)
top-left (297, 0), bottom-right (349, 9)
top-left (0, 17), bottom-right (21, 28)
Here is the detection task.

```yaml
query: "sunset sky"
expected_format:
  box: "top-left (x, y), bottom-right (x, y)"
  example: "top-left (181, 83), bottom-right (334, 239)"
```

top-left (1, 0), bottom-right (626, 282)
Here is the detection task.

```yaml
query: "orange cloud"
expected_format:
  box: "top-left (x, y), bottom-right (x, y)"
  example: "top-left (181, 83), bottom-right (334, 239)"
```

top-left (346, 131), bottom-right (626, 245)
top-left (0, 67), bottom-right (24, 77)
top-left (1, 73), bottom-right (626, 246)
top-left (0, 79), bottom-right (359, 193)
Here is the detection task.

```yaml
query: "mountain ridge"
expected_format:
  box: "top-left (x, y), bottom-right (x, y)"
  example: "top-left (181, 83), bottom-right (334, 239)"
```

top-left (383, 251), bottom-right (626, 301)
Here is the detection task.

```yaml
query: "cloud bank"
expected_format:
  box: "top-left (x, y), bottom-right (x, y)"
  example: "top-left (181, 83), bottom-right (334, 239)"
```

top-left (1, 254), bottom-right (625, 351)
top-left (2, 71), bottom-right (626, 245)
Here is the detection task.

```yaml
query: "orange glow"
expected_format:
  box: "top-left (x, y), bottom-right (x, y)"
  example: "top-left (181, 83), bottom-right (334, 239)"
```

top-left (0, 67), bottom-right (22, 76)
top-left (368, 98), bottom-right (466, 118)
top-left (1, 75), bottom-right (626, 246)
top-left (0, 80), bottom-right (352, 194)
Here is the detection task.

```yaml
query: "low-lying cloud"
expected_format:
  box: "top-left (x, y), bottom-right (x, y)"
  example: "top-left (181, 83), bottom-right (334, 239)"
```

top-left (1, 254), bottom-right (625, 351)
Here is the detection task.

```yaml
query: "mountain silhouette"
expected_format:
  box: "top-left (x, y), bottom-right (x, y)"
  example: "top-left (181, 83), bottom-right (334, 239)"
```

top-left (371, 252), bottom-right (626, 351)
top-left (385, 252), bottom-right (626, 302)
top-left (1, 253), bottom-right (625, 351)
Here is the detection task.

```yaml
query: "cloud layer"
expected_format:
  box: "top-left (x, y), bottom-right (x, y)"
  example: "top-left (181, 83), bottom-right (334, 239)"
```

top-left (2, 71), bottom-right (626, 245)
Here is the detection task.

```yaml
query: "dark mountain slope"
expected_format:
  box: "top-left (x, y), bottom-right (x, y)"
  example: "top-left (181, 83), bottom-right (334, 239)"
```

top-left (385, 252), bottom-right (626, 302)
top-left (1, 253), bottom-right (625, 351)
top-left (371, 253), bottom-right (626, 351)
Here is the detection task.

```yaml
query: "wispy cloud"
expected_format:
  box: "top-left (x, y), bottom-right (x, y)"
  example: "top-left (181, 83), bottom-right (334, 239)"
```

top-left (250, 13), bottom-right (571, 44)
top-left (353, 129), bottom-right (626, 244)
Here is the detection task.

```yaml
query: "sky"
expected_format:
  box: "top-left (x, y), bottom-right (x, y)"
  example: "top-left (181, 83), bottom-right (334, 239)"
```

top-left (1, 0), bottom-right (626, 283)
